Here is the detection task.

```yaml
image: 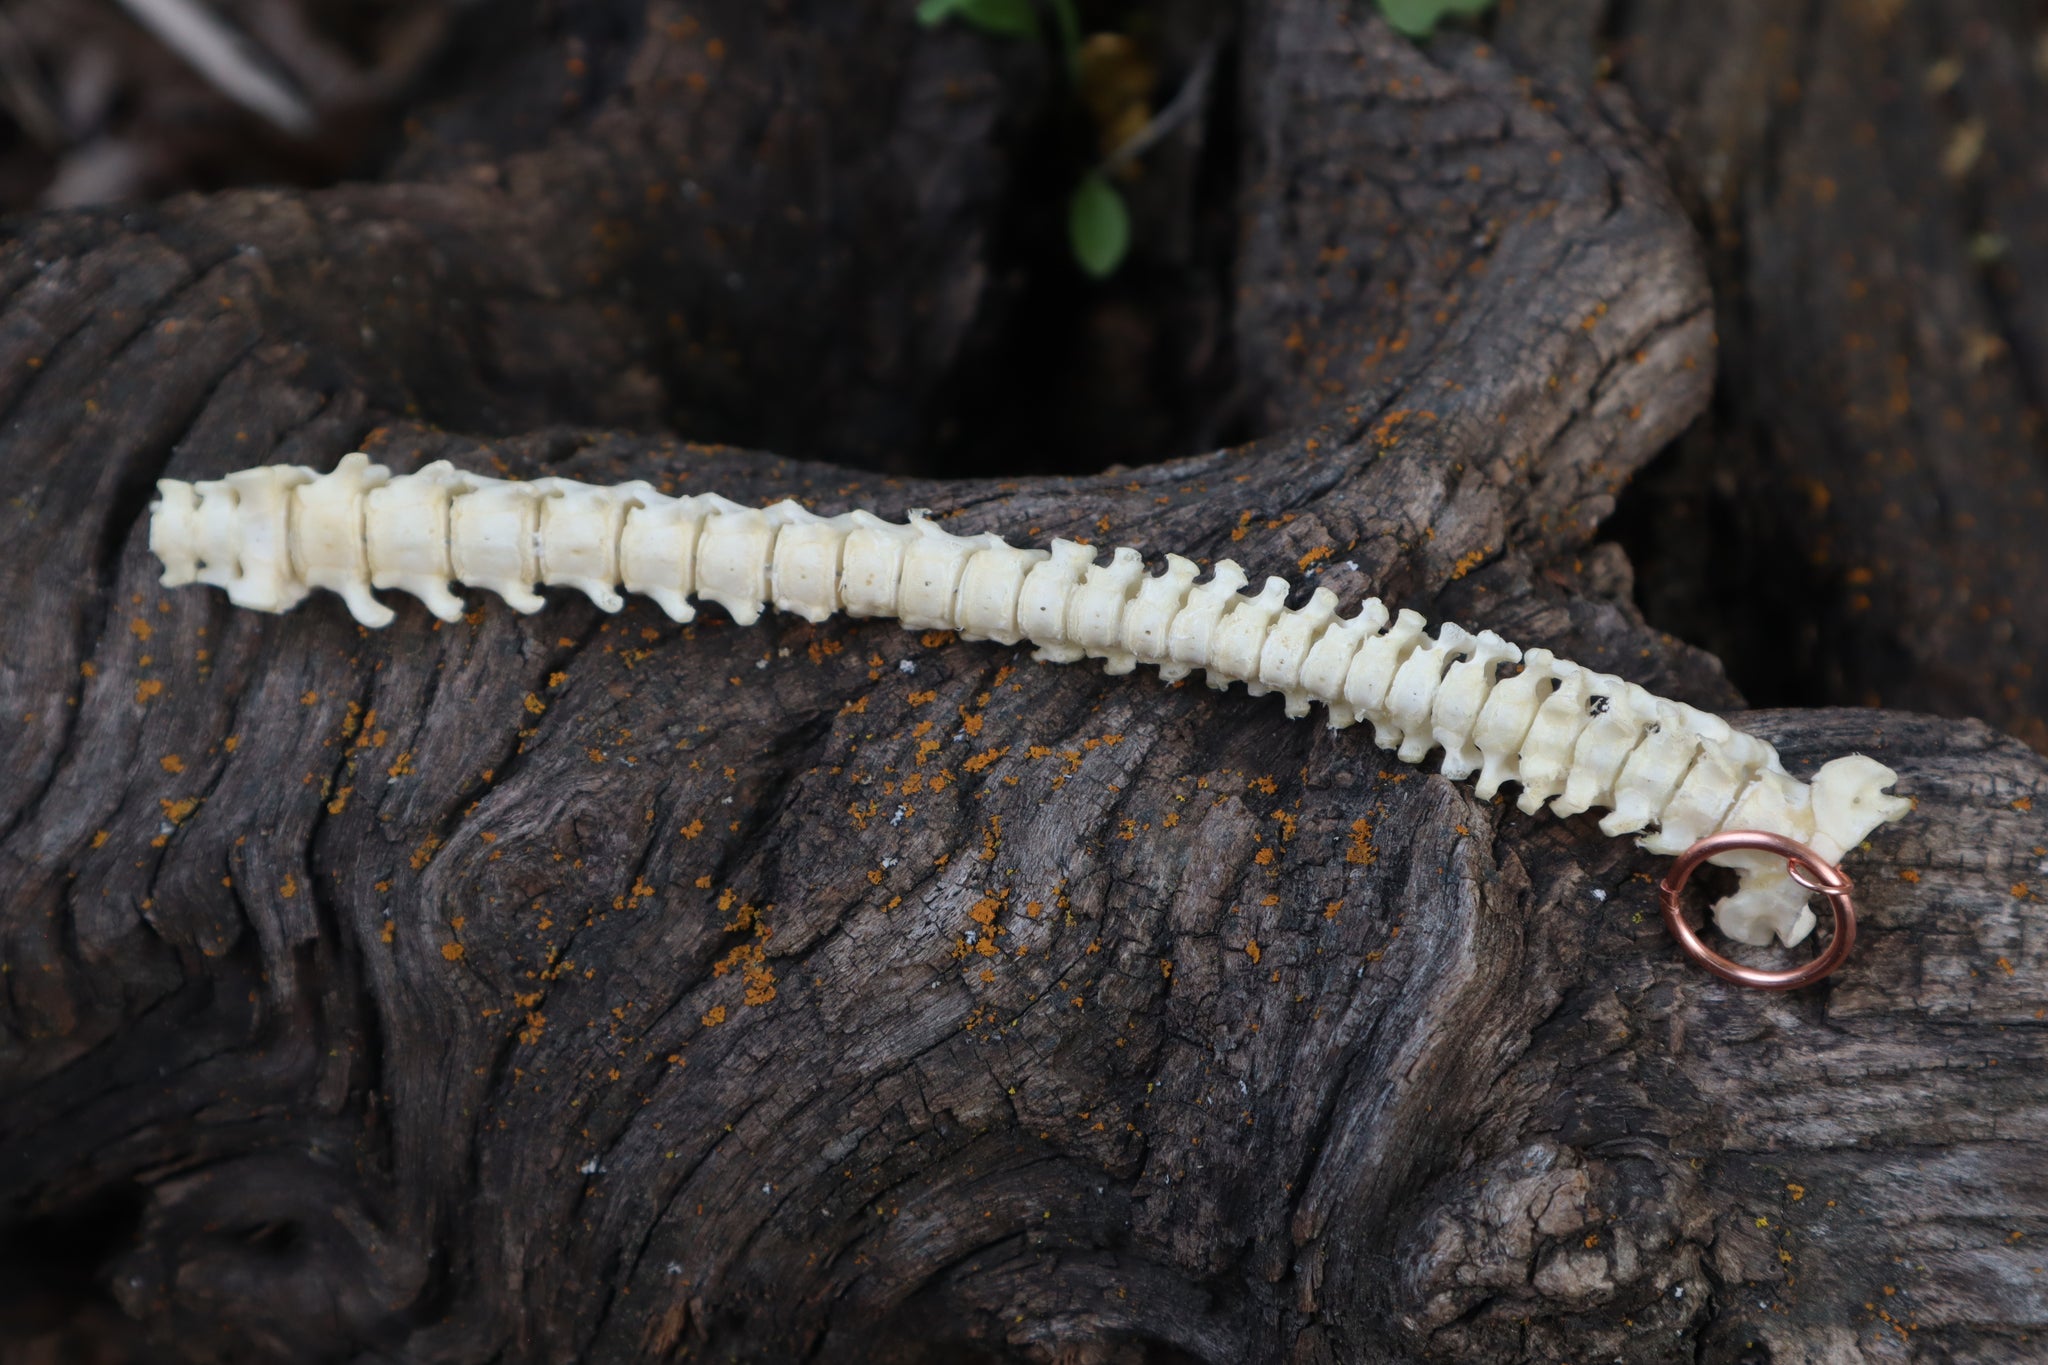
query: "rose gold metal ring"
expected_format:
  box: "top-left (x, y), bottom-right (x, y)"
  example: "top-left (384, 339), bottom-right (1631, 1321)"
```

top-left (1658, 830), bottom-right (1857, 990)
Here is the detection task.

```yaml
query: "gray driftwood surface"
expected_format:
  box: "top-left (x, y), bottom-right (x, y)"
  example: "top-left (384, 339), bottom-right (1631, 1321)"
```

top-left (3, 2), bottom-right (2045, 1362)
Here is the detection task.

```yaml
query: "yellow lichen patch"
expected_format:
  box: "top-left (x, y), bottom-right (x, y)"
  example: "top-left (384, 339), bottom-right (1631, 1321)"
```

top-left (160, 754), bottom-right (184, 773)
top-left (963, 746), bottom-right (1008, 774)
top-left (380, 920), bottom-right (396, 944)
top-left (300, 691), bottom-right (319, 706)
top-left (712, 901), bottom-right (777, 1006)
top-left (1346, 819), bottom-right (1378, 866)
top-left (441, 942), bottom-right (465, 961)
top-left (128, 618), bottom-right (152, 641)
top-left (1449, 546), bottom-right (1491, 580)
top-left (327, 785), bottom-right (352, 815)
top-left (279, 874), bottom-right (297, 899)
top-left (701, 1005), bottom-right (727, 1027)
top-left (680, 818), bottom-right (704, 839)
top-left (387, 751), bottom-right (416, 778)
top-left (410, 834), bottom-right (442, 870)
top-left (908, 689), bottom-right (938, 707)
top-left (90, 830), bottom-right (109, 849)
top-left (1297, 546), bottom-right (1333, 572)
top-left (1245, 940), bottom-right (1262, 964)
top-left (525, 693), bottom-right (547, 715)
top-left (135, 679), bottom-right (164, 704)
top-left (1371, 409), bottom-right (1414, 449)
top-left (160, 796), bottom-right (199, 826)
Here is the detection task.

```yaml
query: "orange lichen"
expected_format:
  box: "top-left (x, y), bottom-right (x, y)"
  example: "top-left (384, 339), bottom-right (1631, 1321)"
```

top-left (1449, 546), bottom-right (1491, 580)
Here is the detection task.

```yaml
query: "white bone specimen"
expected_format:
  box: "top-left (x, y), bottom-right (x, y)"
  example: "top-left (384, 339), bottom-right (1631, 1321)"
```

top-left (150, 456), bottom-right (1916, 950)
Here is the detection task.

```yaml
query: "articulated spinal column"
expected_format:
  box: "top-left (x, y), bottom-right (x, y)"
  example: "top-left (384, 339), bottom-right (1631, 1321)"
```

top-left (151, 454), bottom-right (1914, 948)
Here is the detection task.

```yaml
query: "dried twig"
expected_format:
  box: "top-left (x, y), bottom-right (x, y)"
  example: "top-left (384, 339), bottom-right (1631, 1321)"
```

top-left (111, 0), bottom-right (314, 134)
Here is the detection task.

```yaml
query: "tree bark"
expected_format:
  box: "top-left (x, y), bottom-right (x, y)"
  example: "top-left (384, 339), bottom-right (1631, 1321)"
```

top-left (2, 3), bottom-right (2043, 1362)
top-left (1606, 0), bottom-right (2048, 751)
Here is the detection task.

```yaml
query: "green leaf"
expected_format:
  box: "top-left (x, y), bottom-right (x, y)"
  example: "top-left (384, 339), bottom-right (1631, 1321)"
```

top-left (1376, 0), bottom-right (1497, 39)
top-left (922, 0), bottom-right (1040, 39)
top-left (1048, 0), bottom-right (1082, 75)
top-left (1069, 172), bottom-right (1130, 279)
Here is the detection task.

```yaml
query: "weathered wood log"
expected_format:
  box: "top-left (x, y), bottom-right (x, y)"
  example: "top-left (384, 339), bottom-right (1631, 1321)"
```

top-left (2, 4), bottom-right (2043, 1362)
top-left (1608, 0), bottom-right (2048, 752)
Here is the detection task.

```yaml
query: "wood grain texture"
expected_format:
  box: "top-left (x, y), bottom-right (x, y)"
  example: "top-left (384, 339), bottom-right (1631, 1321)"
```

top-left (1610, 0), bottom-right (2048, 751)
top-left (1, 3), bottom-right (2043, 1362)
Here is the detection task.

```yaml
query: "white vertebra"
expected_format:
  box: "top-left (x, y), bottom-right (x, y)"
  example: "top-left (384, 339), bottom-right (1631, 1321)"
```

top-left (149, 456), bottom-right (1915, 950)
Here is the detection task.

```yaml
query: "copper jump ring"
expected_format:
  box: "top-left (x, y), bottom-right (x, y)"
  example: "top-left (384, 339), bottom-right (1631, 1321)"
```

top-left (1658, 830), bottom-right (1857, 990)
